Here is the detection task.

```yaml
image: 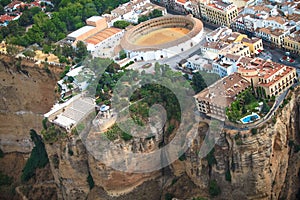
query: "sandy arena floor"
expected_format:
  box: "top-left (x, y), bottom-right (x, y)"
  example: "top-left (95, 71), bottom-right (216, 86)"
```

top-left (134, 27), bottom-right (190, 46)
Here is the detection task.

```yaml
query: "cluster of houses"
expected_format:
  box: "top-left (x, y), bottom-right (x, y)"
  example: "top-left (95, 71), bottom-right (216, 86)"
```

top-left (0, 0), bottom-right (52, 26)
top-left (63, 0), bottom-right (167, 58)
top-left (154, 0), bottom-right (300, 55)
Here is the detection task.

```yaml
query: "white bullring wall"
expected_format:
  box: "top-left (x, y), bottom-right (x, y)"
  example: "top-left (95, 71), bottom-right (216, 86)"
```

top-left (127, 28), bottom-right (203, 61)
top-left (120, 15), bottom-right (204, 61)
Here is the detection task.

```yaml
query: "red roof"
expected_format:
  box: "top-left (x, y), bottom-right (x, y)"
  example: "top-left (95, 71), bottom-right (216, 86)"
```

top-left (0, 15), bottom-right (15, 23)
top-left (176, 0), bottom-right (187, 5)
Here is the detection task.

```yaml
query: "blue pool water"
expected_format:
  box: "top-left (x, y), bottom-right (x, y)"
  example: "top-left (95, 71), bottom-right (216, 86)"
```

top-left (240, 113), bottom-right (260, 124)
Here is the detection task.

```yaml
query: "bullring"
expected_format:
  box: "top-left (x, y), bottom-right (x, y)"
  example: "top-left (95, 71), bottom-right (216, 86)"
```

top-left (120, 15), bottom-right (204, 61)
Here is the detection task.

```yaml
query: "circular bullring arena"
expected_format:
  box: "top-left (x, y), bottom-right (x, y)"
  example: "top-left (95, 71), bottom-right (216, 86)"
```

top-left (120, 15), bottom-right (203, 61)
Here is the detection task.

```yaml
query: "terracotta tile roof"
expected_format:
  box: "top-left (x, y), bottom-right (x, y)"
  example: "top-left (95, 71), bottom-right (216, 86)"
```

top-left (0, 14), bottom-right (15, 23)
top-left (267, 16), bottom-right (287, 25)
top-left (84, 27), bottom-right (122, 45)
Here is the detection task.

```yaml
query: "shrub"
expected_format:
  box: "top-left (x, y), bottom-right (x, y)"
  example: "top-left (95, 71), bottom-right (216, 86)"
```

top-left (0, 148), bottom-right (3, 158)
top-left (121, 132), bottom-right (133, 141)
top-left (0, 172), bottom-right (13, 186)
top-left (21, 129), bottom-right (49, 182)
top-left (206, 148), bottom-right (217, 166)
top-left (251, 128), bottom-right (257, 135)
top-left (209, 179), bottom-right (221, 197)
top-left (179, 152), bottom-right (186, 161)
top-left (42, 118), bottom-right (48, 130)
top-left (113, 20), bottom-right (130, 29)
top-left (225, 169), bottom-right (231, 182)
top-left (165, 193), bottom-right (174, 200)
top-left (87, 172), bottom-right (94, 189)
top-left (68, 149), bottom-right (74, 156)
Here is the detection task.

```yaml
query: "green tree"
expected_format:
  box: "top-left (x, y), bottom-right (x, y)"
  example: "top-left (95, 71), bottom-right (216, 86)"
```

top-left (76, 41), bottom-right (88, 60)
top-left (261, 99), bottom-right (270, 114)
top-left (113, 20), bottom-right (130, 29)
top-left (0, 0), bottom-right (10, 7)
top-left (23, 49), bottom-right (36, 57)
top-left (87, 172), bottom-right (94, 189)
top-left (0, 5), bottom-right (4, 15)
top-left (0, 172), bottom-right (13, 186)
top-left (138, 15), bottom-right (148, 23)
top-left (149, 9), bottom-right (163, 18)
top-left (209, 179), bottom-right (221, 197)
top-left (119, 49), bottom-right (127, 59)
top-left (0, 148), bottom-right (4, 158)
top-left (192, 72), bottom-right (207, 93)
top-left (21, 129), bottom-right (49, 182)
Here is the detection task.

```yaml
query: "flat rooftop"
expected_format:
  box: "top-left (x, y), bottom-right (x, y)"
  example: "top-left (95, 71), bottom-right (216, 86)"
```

top-left (67, 26), bottom-right (95, 39)
top-left (86, 16), bottom-right (103, 22)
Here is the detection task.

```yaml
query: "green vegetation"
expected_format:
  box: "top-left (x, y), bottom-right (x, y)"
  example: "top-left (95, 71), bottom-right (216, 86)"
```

top-left (178, 152), bottom-right (187, 161)
top-left (166, 125), bottom-right (175, 136)
top-left (288, 140), bottom-right (300, 153)
top-left (226, 88), bottom-right (265, 122)
top-left (76, 123), bottom-right (85, 132)
top-left (122, 61), bottom-right (134, 69)
top-left (87, 172), bottom-right (95, 189)
top-left (209, 179), bottom-right (221, 197)
top-left (42, 117), bottom-right (48, 130)
top-left (234, 133), bottom-right (243, 145)
top-left (68, 149), bottom-right (74, 156)
top-left (41, 125), bottom-right (66, 143)
top-left (193, 197), bottom-right (208, 200)
top-left (0, 172), bottom-right (13, 186)
top-left (103, 124), bottom-right (132, 141)
top-left (191, 71), bottom-right (220, 93)
top-left (23, 49), bottom-right (36, 57)
top-left (0, 148), bottom-right (3, 158)
top-left (165, 193), bottom-right (175, 200)
top-left (119, 49), bottom-right (127, 59)
top-left (171, 177), bottom-right (178, 185)
top-left (113, 20), bottom-right (131, 29)
top-left (21, 129), bottom-right (49, 182)
top-left (1, 0), bottom-right (130, 47)
top-left (121, 132), bottom-right (133, 141)
top-left (206, 148), bottom-right (217, 166)
top-left (225, 169), bottom-right (231, 182)
top-left (251, 128), bottom-right (257, 135)
top-left (138, 9), bottom-right (163, 23)
top-left (261, 99), bottom-right (270, 114)
top-left (60, 65), bottom-right (71, 79)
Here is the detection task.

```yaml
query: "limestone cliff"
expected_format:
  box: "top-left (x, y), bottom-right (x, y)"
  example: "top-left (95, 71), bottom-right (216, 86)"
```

top-left (44, 87), bottom-right (300, 200)
top-left (181, 88), bottom-right (300, 199)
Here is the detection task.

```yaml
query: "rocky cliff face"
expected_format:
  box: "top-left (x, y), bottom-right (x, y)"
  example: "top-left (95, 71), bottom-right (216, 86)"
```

top-left (45, 88), bottom-right (300, 200)
top-left (1, 55), bottom-right (300, 200)
top-left (0, 55), bottom-right (60, 153)
top-left (182, 88), bottom-right (300, 199)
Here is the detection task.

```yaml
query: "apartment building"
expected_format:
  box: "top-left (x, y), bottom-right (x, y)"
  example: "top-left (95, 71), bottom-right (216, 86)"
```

top-left (199, 0), bottom-right (238, 27)
top-left (201, 26), bottom-right (261, 60)
top-left (231, 2), bottom-right (300, 51)
top-left (194, 73), bottom-right (250, 120)
top-left (283, 30), bottom-right (300, 55)
top-left (238, 58), bottom-right (297, 97)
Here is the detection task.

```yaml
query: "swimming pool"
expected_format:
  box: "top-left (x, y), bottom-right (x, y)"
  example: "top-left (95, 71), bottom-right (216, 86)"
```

top-left (240, 113), bottom-right (260, 124)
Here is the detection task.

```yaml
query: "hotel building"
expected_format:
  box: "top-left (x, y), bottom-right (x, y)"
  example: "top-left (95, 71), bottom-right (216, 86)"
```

top-left (199, 0), bottom-right (238, 27)
top-left (238, 58), bottom-right (297, 97)
top-left (194, 73), bottom-right (250, 120)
